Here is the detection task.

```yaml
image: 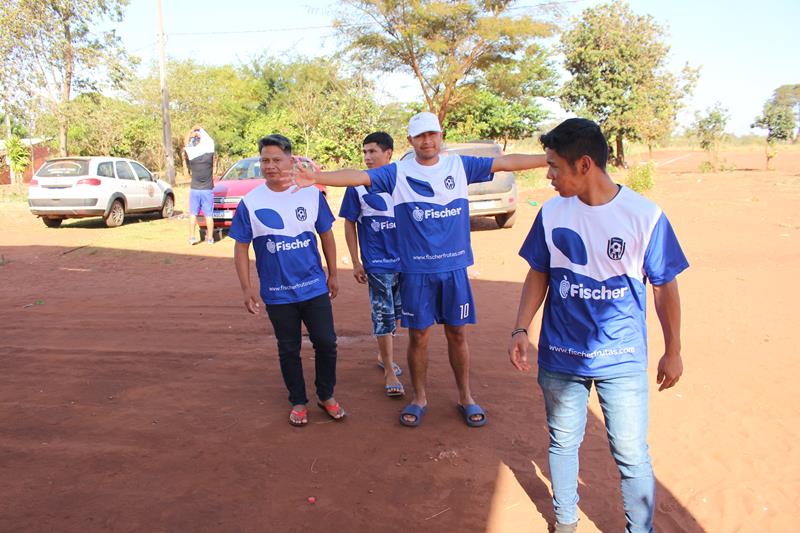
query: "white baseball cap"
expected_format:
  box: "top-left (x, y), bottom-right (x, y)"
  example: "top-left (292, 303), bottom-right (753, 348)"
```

top-left (407, 111), bottom-right (442, 138)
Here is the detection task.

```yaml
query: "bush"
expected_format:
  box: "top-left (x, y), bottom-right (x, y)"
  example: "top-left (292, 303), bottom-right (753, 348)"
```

top-left (625, 161), bottom-right (656, 193)
top-left (698, 161), bottom-right (715, 173)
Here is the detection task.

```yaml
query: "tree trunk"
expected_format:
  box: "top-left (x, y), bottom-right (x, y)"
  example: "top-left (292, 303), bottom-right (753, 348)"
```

top-left (4, 111), bottom-right (15, 185)
top-left (59, 21), bottom-right (74, 157)
top-left (648, 144), bottom-right (653, 159)
top-left (616, 135), bottom-right (625, 167)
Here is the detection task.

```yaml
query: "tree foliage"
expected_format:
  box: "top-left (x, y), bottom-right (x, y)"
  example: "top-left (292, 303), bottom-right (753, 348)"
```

top-left (335, 0), bottom-right (556, 123)
top-left (560, 0), bottom-right (697, 165)
top-left (752, 98), bottom-right (795, 170)
top-left (692, 103), bottom-right (728, 169)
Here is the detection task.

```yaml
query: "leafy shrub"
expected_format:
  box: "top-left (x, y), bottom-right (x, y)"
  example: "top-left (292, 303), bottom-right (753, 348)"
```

top-left (625, 161), bottom-right (656, 193)
top-left (698, 161), bottom-right (715, 173)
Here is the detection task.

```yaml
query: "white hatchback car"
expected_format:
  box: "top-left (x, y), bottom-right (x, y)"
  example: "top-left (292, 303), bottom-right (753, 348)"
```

top-left (28, 157), bottom-right (175, 228)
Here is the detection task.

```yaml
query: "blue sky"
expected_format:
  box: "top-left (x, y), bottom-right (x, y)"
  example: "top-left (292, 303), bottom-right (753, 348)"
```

top-left (115, 0), bottom-right (799, 135)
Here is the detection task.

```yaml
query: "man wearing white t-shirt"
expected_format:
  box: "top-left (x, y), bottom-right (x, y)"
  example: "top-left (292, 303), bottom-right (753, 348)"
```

top-left (294, 112), bottom-right (548, 428)
top-left (230, 134), bottom-right (345, 427)
top-left (508, 118), bottom-right (688, 532)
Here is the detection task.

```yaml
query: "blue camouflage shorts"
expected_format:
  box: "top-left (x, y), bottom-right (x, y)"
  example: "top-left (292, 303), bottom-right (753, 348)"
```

top-left (367, 272), bottom-right (402, 336)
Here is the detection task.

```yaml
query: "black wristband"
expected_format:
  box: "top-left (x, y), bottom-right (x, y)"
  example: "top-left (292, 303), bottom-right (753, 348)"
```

top-left (511, 327), bottom-right (528, 337)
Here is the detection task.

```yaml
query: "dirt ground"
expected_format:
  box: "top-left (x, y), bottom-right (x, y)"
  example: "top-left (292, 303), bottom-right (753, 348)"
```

top-left (1, 149), bottom-right (798, 532)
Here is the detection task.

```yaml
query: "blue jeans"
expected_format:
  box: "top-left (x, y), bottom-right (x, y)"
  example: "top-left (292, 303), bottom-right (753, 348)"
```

top-left (367, 272), bottom-right (402, 336)
top-left (538, 368), bottom-right (654, 532)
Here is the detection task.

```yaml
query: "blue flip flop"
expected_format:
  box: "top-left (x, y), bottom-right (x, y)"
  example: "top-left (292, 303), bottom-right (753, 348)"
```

top-left (377, 359), bottom-right (403, 376)
top-left (399, 403), bottom-right (427, 427)
top-left (457, 403), bottom-right (487, 427)
top-left (385, 382), bottom-right (405, 398)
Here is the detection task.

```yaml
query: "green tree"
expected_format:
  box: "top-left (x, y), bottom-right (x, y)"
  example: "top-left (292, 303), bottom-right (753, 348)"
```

top-left (772, 84), bottom-right (800, 142)
top-left (17, 0), bottom-right (135, 156)
top-left (3, 135), bottom-right (31, 185)
top-left (335, 0), bottom-right (556, 123)
top-left (560, 1), bottom-right (697, 166)
top-left (752, 100), bottom-right (794, 169)
top-left (692, 103), bottom-right (729, 170)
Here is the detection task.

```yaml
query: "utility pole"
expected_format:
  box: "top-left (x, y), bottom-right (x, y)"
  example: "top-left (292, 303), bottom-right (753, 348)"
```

top-left (157, 0), bottom-right (176, 185)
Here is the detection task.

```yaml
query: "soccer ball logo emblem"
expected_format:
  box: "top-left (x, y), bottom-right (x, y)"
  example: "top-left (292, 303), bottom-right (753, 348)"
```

top-left (266, 239), bottom-right (276, 254)
top-left (444, 176), bottom-right (455, 190)
top-left (412, 206), bottom-right (424, 222)
top-left (559, 276), bottom-right (570, 299)
top-left (295, 207), bottom-right (307, 221)
top-left (607, 237), bottom-right (626, 260)
top-left (371, 220), bottom-right (381, 232)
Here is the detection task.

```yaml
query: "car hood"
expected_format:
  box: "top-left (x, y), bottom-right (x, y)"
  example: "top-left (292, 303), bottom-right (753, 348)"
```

top-left (213, 179), bottom-right (265, 197)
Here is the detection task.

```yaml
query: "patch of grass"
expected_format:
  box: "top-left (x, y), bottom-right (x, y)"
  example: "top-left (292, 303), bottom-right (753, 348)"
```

top-left (625, 161), bottom-right (656, 193)
top-left (0, 184), bottom-right (28, 204)
top-left (699, 161), bottom-right (715, 173)
top-left (0, 254), bottom-right (9, 266)
top-left (516, 168), bottom-right (549, 189)
top-left (163, 257), bottom-right (173, 265)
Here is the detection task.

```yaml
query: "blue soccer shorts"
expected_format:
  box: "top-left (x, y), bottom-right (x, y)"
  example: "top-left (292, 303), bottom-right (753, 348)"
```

top-left (189, 189), bottom-right (214, 216)
top-left (399, 268), bottom-right (476, 330)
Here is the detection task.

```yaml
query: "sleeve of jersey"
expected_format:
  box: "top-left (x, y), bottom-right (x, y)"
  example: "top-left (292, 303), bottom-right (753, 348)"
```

top-left (518, 210), bottom-right (550, 273)
top-left (228, 200), bottom-right (253, 243)
top-left (338, 187), bottom-right (360, 221)
top-left (315, 190), bottom-right (335, 234)
top-left (365, 163), bottom-right (397, 194)
top-left (460, 155), bottom-right (494, 184)
top-left (643, 213), bottom-right (689, 285)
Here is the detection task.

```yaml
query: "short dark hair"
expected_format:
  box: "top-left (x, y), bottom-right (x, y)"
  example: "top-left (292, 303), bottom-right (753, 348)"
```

top-left (540, 118), bottom-right (608, 170)
top-left (258, 134), bottom-right (292, 155)
top-left (363, 131), bottom-right (394, 151)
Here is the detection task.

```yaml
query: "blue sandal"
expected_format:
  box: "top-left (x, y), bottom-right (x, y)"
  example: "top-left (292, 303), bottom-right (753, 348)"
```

top-left (377, 359), bottom-right (403, 376)
top-left (399, 404), bottom-right (427, 427)
top-left (385, 382), bottom-right (405, 398)
top-left (457, 403), bottom-right (487, 427)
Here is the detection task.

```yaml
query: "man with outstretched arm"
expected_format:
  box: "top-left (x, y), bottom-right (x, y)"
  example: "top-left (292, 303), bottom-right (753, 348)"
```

top-left (294, 111), bottom-right (547, 428)
top-left (507, 118), bottom-right (687, 532)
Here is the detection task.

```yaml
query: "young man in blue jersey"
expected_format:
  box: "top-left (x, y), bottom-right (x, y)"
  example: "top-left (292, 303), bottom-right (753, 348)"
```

top-left (507, 118), bottom-right (688, 532)
top-left (339, 132), bottom-right (405, 398)
top-left (293, 112), bottom-right (547, 428)
top-left (230, 134), bottom-right (345, 427)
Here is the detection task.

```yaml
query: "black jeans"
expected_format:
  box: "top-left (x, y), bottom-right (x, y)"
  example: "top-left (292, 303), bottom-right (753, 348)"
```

top-left (265, 293), bottom-right (337, 406)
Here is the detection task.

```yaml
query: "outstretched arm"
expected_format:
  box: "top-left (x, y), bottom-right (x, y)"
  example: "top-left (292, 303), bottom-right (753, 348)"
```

top-left (491, 154), bottom-right (547, 173)
top-left (293, 166), bottom-right (371, 190)
top-left (653, 279), bottom-right (683, 391)
top-left (508, 268), bottom-right (549, 371)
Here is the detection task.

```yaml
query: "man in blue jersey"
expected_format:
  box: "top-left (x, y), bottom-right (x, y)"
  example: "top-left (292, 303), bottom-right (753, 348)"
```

top-left (507, 118), bottom-right (688, 533)
top-left (339, 132), bottom-right (405, 398)
top-left (293, 112), bottom-right (547, 428)
top-left (230, 134), bottom-right (345, 427)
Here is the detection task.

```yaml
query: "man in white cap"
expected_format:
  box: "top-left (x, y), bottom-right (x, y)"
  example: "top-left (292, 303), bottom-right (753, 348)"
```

top-left (293, 111), bottom-right (548, 427)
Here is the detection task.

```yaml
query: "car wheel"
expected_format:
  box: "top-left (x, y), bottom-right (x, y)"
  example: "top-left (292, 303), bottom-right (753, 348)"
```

top-left (159, 195), bottom-right (174, 218)
top-left (105, 200), bottom-right (125, 228)
top-left (42, 217), bottom-right (63, 228)
top-left (495, 211), bottom-right (517, 229)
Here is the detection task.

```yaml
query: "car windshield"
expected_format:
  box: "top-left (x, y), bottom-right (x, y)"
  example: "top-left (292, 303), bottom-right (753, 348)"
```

top-left (221, 159), bottom-right (261, 181)
top-left (37, 159), bottom-right (90, 177)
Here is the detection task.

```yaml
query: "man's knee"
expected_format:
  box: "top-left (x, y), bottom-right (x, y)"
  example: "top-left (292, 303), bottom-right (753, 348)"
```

top-left (409, 327), bottom-right (431, 347)
top-left (443, 325), bottom-right (467, 345)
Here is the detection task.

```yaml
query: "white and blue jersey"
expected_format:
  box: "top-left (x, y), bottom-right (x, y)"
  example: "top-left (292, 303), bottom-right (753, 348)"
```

top-left (229, 185), bottom-right (334, 305)
top-left (338, 185), bottom-right (400, 273)
top-left (366, 155), bottom-right (494, 273)
top-left (520, 186), bottom-right (688, 377)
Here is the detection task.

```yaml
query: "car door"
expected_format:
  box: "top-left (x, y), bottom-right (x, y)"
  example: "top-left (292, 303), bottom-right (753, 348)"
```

top-left (130, 161), bottom-right (161, 210)
top-left (115, 161), bottom-right (142, 209)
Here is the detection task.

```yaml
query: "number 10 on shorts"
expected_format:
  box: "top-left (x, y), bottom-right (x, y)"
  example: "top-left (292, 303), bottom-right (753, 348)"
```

top-left (459, 303), bottom-right (470, 320)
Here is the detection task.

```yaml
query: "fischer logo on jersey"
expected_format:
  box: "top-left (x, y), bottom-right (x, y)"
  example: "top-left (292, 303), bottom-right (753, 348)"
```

top-left (412, 205), bottom-right (463, 222)
top-left (266, 237), bottom-right (312, 254)
top-left (558, 276), bottom-right (628, 301)
top-left (370, 219), bottom-right (397, 232)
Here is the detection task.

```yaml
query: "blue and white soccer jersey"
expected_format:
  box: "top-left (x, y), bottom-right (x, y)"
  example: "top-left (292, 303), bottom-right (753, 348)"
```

top-left (229, 185), bottom-right (334, 305)
top-left (520, 186), bottom-right (688, 377)
top-left (367, 155), bottom-right (493, 328)
top-left (338, 185), bottom-right (400, 273)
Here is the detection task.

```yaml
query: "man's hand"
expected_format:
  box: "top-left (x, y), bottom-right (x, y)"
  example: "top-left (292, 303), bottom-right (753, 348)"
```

top-left (290, 163), bottom-right (317, 192)
top-left (352, 262), bottom-right (367, 284)
top-left (508, 332), bottom-right (533, 372)
top-left (242, 286), bottom-right (260, 314)
top-left (327, 274), bottom-right (339, 299)
top-left (656, 353), bottom-right (683, 391)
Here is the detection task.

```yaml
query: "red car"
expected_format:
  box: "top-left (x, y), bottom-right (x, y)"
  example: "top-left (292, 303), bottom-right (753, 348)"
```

top-left (198, 155), bottom-right (325, 240)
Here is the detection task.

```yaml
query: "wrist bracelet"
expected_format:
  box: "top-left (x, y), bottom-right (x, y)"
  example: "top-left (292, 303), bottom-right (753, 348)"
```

top-left (511, 327), bottom-right (528, 337)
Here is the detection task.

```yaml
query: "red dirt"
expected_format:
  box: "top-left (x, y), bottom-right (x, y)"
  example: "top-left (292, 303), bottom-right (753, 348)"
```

top-left (1, 148), bottom-right (798, 532)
